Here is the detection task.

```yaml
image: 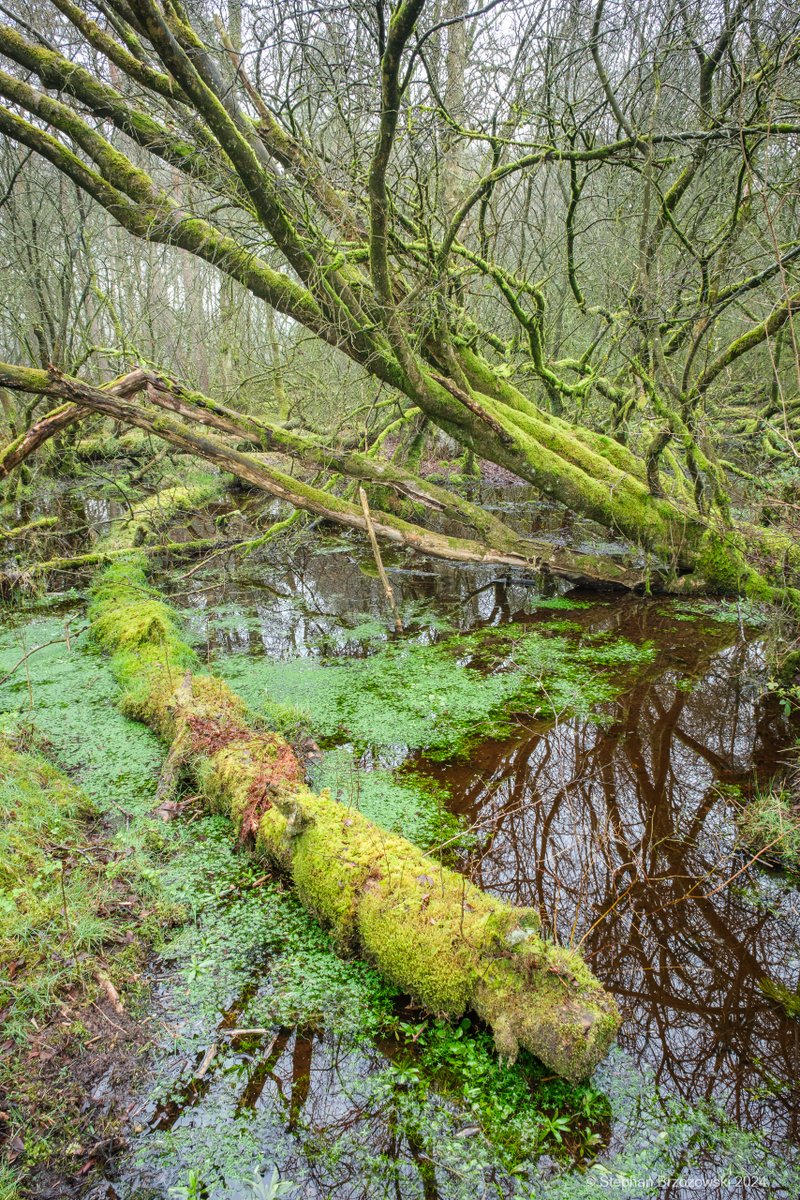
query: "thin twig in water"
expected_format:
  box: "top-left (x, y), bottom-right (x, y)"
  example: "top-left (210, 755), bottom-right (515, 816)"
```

top-left (0, 625), bottom-right (87, 687)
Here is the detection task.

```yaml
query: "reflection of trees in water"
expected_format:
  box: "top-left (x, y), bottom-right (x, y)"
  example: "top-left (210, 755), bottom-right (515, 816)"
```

top-left (180, 550), bottom-right (517, 660)
top-left (435, 628), bottom-right (799, 1142)
top-left (227, 1030), bottom-right (446, 1200)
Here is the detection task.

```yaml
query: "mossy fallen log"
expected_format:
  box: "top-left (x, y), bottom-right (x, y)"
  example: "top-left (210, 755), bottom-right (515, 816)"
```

top-left (89, 554), bottom-right (621, 1082)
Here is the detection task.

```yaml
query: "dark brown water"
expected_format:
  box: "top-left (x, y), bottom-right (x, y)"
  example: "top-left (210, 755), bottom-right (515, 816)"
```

top-left (413, 602), bottom-right (800, 1146)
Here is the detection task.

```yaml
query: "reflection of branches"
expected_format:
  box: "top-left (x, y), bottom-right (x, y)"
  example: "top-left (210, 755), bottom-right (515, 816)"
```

top-left (423, 613), bottom-right (799, 1140)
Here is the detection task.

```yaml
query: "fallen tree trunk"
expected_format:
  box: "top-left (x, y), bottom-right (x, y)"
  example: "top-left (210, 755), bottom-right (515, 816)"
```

top-left (0, 361), bottom-right (645, 587)
top-left (88, 553), bottom-right (621, 1082)
top-left (0, 369), bottom-right (147, 476)
top-left (3, 360), bottom-right (796, 602)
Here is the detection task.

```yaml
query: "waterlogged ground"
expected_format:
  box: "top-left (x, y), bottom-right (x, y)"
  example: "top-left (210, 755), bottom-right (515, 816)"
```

top-left (2, 524), bottom-right (800, 1200)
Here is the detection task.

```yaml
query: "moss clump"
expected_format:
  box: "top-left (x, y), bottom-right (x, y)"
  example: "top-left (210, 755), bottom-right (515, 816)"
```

top-left (257, 792), bottom-right (500, 975)
top-left (255, 789), bottom-right (619, 1081)
top-left (694, 529), bottom-right (800, 608)
top-left (74, 428), bottom-right (147, 461)
top-left (760, 977), bottom-right (800, 1018)
top-left (89, 554), bottom-right (197, 734)
top-left (103, 476), bottom-right (222, 552)
top-left (737, 785), bottom-right (800, 874)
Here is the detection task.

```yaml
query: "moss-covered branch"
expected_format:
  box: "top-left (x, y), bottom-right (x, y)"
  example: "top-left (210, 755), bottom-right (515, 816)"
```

top-left (88, 554), bottom-right (621, 1082)
top-left (0, 360), bottom-right (646, 586)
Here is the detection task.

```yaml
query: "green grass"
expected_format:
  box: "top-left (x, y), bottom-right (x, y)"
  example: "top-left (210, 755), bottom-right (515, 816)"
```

top-left (737, 784), bottom-right (800, 873)
top-left (760, 977), bottom-right (800, 1018)
top-left (0, 741), bottom-right (110, 1037)
top-left (0, 736), bottom-right (160, 1191)
top-left (0, 1164), bottom-right (22, 1200)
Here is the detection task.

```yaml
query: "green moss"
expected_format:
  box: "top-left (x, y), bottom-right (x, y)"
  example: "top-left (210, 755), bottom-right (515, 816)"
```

top-left (4, 577), bottom-right (799, 1192)
top-left (254, 788), bottom-right (618, 1080)
top-left (88, 554), bottom-right (198, 731)
top-left (74, 428), bottom-right (147, 460)
top-left (760, 977), bottom-right (800, 1018)
top-left (694, 529), bottom-right (792, 606)
top-left (196, 742), bottom-right (256, 821)
top-left (84, 558), bottom-right (622, 1081)
top-left (745, 523), bottom-right (800, 584)
top-left (105, 476), bottom-right (223, 551)
top-left (0, 741), bottom-right (100, 1032)
top-left (313, 747), bottom-right (463, 851)
top-left (258, 790), bottom-right (517, 1011)
top-left (527, 596), bottom-right (594, 611)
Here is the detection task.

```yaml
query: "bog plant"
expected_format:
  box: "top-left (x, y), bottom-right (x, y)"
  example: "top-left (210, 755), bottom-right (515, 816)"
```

top-left (219, 619), bottom-right (656, 760)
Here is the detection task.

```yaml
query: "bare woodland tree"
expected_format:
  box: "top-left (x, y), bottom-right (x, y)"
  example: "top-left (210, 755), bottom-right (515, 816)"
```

top-left (0, 0), bottom-right (798, 594)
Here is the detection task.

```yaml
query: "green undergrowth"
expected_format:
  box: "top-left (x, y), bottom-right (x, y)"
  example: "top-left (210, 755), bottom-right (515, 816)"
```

top-left (3, 579), bottom-right (800, 1198)
top-left (671, 597), bottom-right (770, 627)
top-left (737, 783), bottom-right (800, 875)
top-left (0, 584), bottom-right (616, 1194)
top-left (0, 607), bottom-right (187, 1188)
top-left (139, 814), bottom-right (398, 1045)
top-left (0, 730), bottom-right (177, 1191)
top-left (0, 609), bottom-right (163, 813)
top-left (546, 1050), bottom-right (800, 1200)
top-left (391, 1015), bottom-right (611, 1163)
top-left (131, 809), bottom-right (612, 1196)
top-left (311, 746), bottom-right (466, 851)
top-left (525, 595), bottom-right (594, 611)
top-left (216, 618), bottom-right (656, 760)
top-left (0, 741), bottom-right (110, 1038)
top-left (74, 427), bottom-right (148, 461)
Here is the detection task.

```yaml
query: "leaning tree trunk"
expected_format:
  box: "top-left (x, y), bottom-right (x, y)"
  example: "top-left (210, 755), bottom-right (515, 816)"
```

top-left (0, 361), bottom-right (656, 588)
top-left (0, 1), bottom-right (797, 603)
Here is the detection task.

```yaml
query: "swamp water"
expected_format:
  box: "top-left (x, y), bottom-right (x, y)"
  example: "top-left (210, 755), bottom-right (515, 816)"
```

top-left (2, 526), bottom-right (800, 1200)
